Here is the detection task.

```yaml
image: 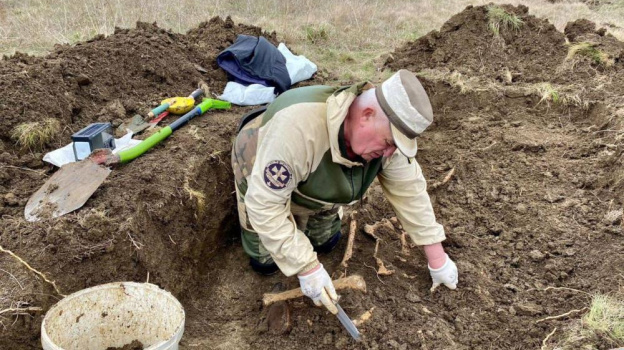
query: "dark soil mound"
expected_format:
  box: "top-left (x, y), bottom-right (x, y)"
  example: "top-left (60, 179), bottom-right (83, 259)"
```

top-left (564, 18), bottom-right (602, 41)
top-left (386, 4), bottom-right (624, 87)
top-left (0, 17), bottom-right (274, 145)
top-left (387, 4), bottom-right (567, 83)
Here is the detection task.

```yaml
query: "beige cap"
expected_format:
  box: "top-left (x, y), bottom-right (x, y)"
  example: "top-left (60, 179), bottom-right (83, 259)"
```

top-left (375, 69), bottom-right (433, 158)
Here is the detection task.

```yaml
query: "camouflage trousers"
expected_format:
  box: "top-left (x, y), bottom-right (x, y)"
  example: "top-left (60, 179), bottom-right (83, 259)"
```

top-left (235, 185), bottom-right (342, 265)
top-left (231, 120), bottom-right (342, 264)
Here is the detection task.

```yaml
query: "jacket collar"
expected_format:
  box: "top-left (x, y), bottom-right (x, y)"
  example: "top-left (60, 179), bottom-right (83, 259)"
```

top-left (326, 82), bottom-right (374, 168)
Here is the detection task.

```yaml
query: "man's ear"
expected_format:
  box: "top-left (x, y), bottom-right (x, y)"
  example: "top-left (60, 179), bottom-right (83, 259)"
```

top-left (361, 107), bottom-right (375, 123)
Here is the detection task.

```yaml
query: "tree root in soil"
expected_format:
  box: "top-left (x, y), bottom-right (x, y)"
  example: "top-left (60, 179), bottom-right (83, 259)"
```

top-left (541, 327), bottom-right (557, 350)
top-left (0, 245), bottom-right (65, 297)
top-left (430, 167), bottom-right (456, 190)
top-left (535, 307), bottom-right (588, 324)
top-left (0, 306), bottom-right (43, 316)
top-left (263, 275), bottom-right (367, 306)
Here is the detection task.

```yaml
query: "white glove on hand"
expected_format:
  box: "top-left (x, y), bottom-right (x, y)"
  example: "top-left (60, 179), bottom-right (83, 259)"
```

top-left (429, 254), bottom-right (458, 291)
top-left (298, 264), bottom-right (339, 314)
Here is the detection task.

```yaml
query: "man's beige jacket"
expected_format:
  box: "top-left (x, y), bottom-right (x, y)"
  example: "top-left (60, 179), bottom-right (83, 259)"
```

top-left (233, 82), bottom-right (445, 276)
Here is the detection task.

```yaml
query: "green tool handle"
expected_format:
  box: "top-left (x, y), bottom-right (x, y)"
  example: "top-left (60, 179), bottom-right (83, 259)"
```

top-left (117, 99), bottom-right (230, 164)
top-left (150, 103), bottom-right (170, 117)
top-left (118, 126), bottom-right (173, 164)
top-left (170, 99), bottom-right (231, 131)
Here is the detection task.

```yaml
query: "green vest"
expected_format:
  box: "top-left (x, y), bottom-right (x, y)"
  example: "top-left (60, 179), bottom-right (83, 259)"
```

top-left (254, 84), bottom-right (383, 210)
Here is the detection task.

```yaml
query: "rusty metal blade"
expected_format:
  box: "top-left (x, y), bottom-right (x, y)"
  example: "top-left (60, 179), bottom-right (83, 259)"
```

top-left (24, 161), bottom-right (111, 222)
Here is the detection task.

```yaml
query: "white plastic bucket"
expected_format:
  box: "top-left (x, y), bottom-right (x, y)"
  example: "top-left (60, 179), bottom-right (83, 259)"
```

top-left (41, 282), bottom-right (185, 350)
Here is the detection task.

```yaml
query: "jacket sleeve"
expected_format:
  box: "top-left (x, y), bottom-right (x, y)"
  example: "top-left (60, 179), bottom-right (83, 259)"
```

top-left (243, 109), bottom-right (319, 277)
top-left (378, 152), bottom-right (445, 245)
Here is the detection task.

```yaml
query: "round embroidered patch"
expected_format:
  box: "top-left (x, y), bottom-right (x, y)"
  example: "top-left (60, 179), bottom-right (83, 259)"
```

top-left (264, 160), bottom-right (293, 190)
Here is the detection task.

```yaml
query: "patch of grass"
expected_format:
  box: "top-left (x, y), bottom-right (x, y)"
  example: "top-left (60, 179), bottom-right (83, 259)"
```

top-left (548, 294), bottom-right (624, 349)
top-left (10, 118), bottom-right (60, 152)
top-left (487, 5), bottom-right (524, 36)
top-left (536, 83), bottom-right (560, 105)
top-left (303, 24), bottom-right (330, 43)
top-left (567, 42), bottom-right (613, 66)
top-left (583, 294), bottom-right (624, 344)
top-left (532, 82), bottom-right (591, 109)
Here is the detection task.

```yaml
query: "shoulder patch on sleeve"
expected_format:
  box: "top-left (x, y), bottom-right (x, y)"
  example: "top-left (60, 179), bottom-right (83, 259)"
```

top-left (264, 160), bottom-right (293, 190)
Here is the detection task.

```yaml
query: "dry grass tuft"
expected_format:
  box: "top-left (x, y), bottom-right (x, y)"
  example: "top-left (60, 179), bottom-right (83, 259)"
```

top-left (448, 71), bottom-right (469, 94)
top-left (532, 82), bottom-right (590, 110)
top-left (10, 118), bottom-right (60, 152)
top-left (548, 293), bottom-right (624, 349)
top-left (567, 42), bottom-right (613, 66)
top-left (487, 5), bottom-right (524, 36)
top-left (583, 294), bottom-right (624, 344)
top-left (303, 24), bottom-right (331, 44)
top-left (536, 83), bottom-right (560, 105)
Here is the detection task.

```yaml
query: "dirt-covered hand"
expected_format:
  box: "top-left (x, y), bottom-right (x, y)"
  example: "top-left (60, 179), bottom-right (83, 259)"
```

top-left (429, 254), bottom-right (458, 291)
top-left (297, 264), bottom-right (339, 314)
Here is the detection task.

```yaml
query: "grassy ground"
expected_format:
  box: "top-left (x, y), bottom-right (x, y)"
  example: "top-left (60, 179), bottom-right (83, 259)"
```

top-left (1, 0), bottom-right (623, 82)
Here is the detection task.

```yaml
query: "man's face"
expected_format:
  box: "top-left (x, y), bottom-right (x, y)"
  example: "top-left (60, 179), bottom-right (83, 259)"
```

top-left (349, 112), bottom-right (397, 161)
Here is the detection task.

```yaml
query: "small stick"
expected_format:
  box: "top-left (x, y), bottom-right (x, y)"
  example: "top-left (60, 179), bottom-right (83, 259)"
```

top-left (479, 141), bottom-right (497, 151)
top-left (527, 286), bottom-right (590, 296)
top-left (0, 307), bottom-right (43, 316)
top-left (0, 245), bottom-right (65, 297)
top-left (353, 307), bottom-right (375, 327)
top-left (0, 268), bottom-right (24, 290)
top-left (126, 231), bottom-right (144, 250)
top-left (535, 308), bottom-right (588, 324)
top-left (263, 275), bottom-right (367, 306)
top-left (541, 327), bottom-right (557, 350)
top-left (363, 262), bottom-right (385, 285)
top-left (0, 165), bottom-right (47, 175)
top-left (340, 211), bottom-right (357, 268)
top-left (431, 167), bottom-right (455, 189)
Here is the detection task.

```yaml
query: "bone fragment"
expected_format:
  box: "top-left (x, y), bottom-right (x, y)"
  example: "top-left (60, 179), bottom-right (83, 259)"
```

top-left (263, 275), bottom-right (367, 306)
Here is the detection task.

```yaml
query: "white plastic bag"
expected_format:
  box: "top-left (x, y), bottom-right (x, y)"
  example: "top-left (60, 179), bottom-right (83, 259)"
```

top-left (278, 43), bottom-right (318, 84)
top-left (218, 82), bottom-right (276, 106)
top-left (43, 131), bottom-right (141, 167)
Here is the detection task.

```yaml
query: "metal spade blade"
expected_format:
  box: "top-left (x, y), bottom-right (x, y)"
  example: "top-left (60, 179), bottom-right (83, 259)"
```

top-left (335, 303), bottom-right (361, 342)
top-left (24, 160), bottom-right (111, 222)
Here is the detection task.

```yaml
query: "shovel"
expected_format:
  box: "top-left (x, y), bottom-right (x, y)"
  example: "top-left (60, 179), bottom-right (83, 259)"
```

top-left (119, 88), bottom-right (205, 134)
top-left (24, 98), bottom-right (231, 222)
